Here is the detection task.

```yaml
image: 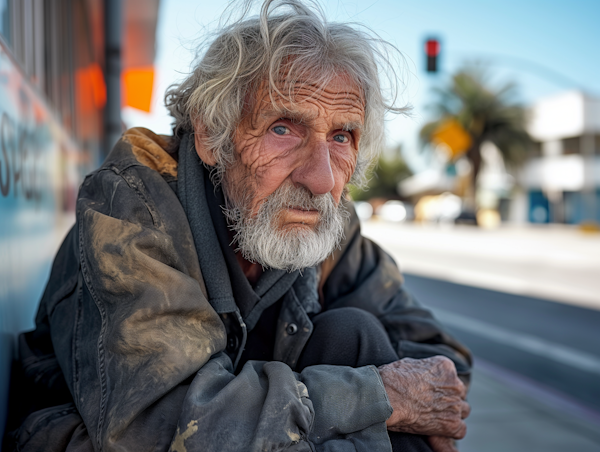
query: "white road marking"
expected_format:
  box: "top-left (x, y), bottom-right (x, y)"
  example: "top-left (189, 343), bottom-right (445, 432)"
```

top-left (434, 308), bottom-right (600, 376)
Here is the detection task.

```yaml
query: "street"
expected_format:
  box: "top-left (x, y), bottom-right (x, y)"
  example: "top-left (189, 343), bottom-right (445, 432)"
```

top-left (361, 220), bottom-right (600, 451)
top-left (404, 273), bottom-right (600, 412)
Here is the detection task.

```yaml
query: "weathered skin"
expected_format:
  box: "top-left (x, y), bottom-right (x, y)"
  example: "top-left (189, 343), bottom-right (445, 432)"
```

top-left (195, 75), bottom-right (365, 282)
top-left (379, 356), bottom-right (471, 452)
top-left (195, 76), bottom-right (364, 227)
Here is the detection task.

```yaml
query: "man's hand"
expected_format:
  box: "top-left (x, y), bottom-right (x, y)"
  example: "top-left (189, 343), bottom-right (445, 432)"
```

top-left (378, 356), bottom-right (470, 441)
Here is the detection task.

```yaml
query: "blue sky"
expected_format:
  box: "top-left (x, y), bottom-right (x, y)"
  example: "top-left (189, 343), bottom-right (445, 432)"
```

top-left (122, 0), bottom-right (600, 171)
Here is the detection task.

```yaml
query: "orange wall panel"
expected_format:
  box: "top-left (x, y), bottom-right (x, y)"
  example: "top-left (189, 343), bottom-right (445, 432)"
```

top-left (122, 66), bottom-right (154, 112)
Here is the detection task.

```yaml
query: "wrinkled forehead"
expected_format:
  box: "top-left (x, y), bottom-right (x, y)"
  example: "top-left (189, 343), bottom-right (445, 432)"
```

top-left (250, 74), bottom-right (366, 124)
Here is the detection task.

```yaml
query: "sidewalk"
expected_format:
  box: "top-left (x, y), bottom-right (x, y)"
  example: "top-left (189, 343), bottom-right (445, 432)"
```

top-left (361, 221), bottom-right (600, 310)
top-left (461, 361), bottom-right (600, 451)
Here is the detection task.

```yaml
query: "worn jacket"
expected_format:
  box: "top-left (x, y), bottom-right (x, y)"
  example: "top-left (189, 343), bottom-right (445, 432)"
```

top-left (10, 128), bottom-right (471, 452)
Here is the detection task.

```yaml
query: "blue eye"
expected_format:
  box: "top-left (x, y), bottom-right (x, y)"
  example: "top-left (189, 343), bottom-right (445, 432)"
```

top-left (273, 125), bottom-right (288, 135)
top-left (333, 134), bottom-right (348, 143)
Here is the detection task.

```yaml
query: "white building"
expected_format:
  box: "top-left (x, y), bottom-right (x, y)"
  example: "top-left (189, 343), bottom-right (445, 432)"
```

top-left (521, 91), bottom-right (600, 224)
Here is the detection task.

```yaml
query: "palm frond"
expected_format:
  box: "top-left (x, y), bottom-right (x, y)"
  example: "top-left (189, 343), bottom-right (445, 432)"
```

top-left (420, 65), bottom-right (533, 167)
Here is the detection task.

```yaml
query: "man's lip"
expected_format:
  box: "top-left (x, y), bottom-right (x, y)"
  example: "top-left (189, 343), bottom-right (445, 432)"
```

top-left (282, 207), bottom-right (319, 225)
top-left (288, 207), bottom-right (318, 212)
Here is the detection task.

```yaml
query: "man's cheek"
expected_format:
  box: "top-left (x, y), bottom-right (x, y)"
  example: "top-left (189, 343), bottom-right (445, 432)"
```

top-left (240, 137), bottom-right (291, 176)
top-left (332, 152), bottom-right (357, 182)
top-left (327, 156), bottom-right (356, 202)
top-left (237, 140), bottom-right (260, 170)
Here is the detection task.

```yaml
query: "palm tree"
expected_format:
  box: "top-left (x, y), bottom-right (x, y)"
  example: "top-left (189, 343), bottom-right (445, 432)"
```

top-left (420, 66), bottom-right (532, 206)
top-left (349, 145), bottom-right (412, 202)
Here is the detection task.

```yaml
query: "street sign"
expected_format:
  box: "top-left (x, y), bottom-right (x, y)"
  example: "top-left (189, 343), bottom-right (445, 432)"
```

top-left (432, 118), bottom-right (472, 158)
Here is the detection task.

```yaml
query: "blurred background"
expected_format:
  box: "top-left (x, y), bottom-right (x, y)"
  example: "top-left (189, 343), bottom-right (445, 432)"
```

top-left (0, 0), bottom-right (599, 450)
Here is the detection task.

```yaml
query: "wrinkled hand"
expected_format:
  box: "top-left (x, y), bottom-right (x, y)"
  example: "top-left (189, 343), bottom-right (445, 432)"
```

top-left (378, 356), bottom-right (470, 440)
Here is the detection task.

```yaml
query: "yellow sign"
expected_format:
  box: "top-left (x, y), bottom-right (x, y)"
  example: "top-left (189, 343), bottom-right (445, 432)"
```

top-left (432, 119), bottom-right (472, 158)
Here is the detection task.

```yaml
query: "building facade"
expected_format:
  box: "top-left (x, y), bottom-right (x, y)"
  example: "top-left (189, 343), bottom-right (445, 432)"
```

top-left (522, 91), bottom-right (600, 224)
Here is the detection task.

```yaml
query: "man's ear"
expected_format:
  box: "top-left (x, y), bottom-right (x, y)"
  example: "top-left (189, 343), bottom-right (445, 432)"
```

top-left (193, 121), bottom-right (217, 166)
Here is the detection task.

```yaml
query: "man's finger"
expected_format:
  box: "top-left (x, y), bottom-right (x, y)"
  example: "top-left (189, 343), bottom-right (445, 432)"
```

top-left (451, 420), bottom-right (467, 440)
top-left (461, 401), bottom-right (471, 419)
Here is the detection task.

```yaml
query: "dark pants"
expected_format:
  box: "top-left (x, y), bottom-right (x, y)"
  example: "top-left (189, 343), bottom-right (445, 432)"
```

top-left (297, 307), bottom-right (433, 452)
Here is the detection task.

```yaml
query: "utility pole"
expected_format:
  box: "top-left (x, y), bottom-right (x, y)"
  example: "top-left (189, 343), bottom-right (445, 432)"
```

top-left (104, 0), bottom-right (122, 160)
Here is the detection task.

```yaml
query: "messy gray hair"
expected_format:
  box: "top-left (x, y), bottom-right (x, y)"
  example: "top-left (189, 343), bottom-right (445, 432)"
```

top-left (165, 0), bottom-right (409, 186)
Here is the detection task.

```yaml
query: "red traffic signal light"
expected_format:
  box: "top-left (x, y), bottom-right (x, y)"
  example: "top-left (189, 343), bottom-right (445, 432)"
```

top-left (425, 38), bottom-right (440, 73)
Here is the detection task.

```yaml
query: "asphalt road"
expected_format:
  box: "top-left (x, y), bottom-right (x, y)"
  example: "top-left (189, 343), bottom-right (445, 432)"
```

top-left (402, 273), bottom-right (600, 414)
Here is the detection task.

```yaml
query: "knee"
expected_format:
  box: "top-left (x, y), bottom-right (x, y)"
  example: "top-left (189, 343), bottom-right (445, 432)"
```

top-left (311, 307), bottom-right (386, 341)
top-left (299, 307), bottom-right (398, 369)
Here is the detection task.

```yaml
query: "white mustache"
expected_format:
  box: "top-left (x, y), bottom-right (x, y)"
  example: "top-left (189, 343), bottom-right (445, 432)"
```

top-left (222, 182), bottom-right (347, 271)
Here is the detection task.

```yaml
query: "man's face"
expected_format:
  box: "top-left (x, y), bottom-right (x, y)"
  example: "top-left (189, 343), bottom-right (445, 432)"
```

top-left (227, 75), bottom-right (364, 223)
top-left (221, 75), bottom-right (365, 270)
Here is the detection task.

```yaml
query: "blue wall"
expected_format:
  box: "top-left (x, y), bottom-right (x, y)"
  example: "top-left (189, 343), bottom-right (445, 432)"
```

top-left (528, 190), bottom-right (550, 223)
top-left (528, 189), bottom-right (600, 224)
top-left (564, 190), bottom-right (600, 224)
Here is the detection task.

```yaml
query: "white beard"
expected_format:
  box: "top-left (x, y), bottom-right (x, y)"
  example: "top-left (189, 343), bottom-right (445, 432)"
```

top-left (222, 181), bottom-right (347, 272)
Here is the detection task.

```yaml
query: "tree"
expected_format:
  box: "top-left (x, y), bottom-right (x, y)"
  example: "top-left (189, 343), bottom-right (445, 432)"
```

top-left (349, 145), bottom-right (412, 202)
top-left (420, 66), bottom-right (532, 205)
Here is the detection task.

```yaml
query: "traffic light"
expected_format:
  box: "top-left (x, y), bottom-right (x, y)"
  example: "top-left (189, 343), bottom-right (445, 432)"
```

top-left (425, 38), bottom-right (440, 73)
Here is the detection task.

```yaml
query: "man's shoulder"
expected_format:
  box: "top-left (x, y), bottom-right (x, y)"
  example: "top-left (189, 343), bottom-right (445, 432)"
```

top-left (78, 128), bottom-right (186, 233)
top-left (76, 129), bottom-right (203, 289)
top-left (100, 127), bottom-right (179, 180)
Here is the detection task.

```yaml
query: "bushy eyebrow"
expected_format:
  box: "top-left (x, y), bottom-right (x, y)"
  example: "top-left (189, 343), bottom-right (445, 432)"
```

top-left (259, 105), bottom-right (315, 124)
top-left (341, 121), bottom-right (363, 131)
top-left (260, 106), bottom-right (363, 132)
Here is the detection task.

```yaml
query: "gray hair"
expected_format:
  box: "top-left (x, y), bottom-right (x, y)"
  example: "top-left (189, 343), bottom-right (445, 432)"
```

top-left (165, 0), bottom-right (409, 186)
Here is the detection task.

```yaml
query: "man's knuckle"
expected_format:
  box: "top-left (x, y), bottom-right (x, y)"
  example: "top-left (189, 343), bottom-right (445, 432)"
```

top-left (441, 358), bottom-right (456, 372)
top-left (451, 403), bottom-right (462, 415)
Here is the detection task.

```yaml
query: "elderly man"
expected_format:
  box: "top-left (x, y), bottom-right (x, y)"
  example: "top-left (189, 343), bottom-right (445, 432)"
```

top-left (9, 1), bottom-right (471, 451)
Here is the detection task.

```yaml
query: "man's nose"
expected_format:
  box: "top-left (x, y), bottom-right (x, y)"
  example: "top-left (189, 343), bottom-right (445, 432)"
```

top-left (292, 142), bottom-right (335, 196)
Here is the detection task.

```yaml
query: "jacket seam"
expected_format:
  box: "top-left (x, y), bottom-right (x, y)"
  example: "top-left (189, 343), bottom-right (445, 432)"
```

top-left (112, 165), bottom-right (161, 228)
top-left (71, 277), bottom-right (84, 403)
top-left (78, 207), bottom-right (108, 452)
top-left (106, 159), bottom-right (178, 182)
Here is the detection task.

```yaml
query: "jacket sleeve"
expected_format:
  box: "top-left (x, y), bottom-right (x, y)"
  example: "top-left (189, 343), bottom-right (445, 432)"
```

top-left (173, 356), bottom-right (392, 452)
top-left (21, 166), bottom-right (392, 452)
top-left (322, 207), bottom-right (473, 381)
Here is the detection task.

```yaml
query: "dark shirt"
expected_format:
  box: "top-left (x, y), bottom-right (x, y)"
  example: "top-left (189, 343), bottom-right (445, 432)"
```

top-left (204, 170), bottom-right (291, 369)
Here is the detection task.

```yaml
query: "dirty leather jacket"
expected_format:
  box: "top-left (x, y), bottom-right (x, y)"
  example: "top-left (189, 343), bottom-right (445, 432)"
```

top-left (11, 128), bottom-right (472, 452)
